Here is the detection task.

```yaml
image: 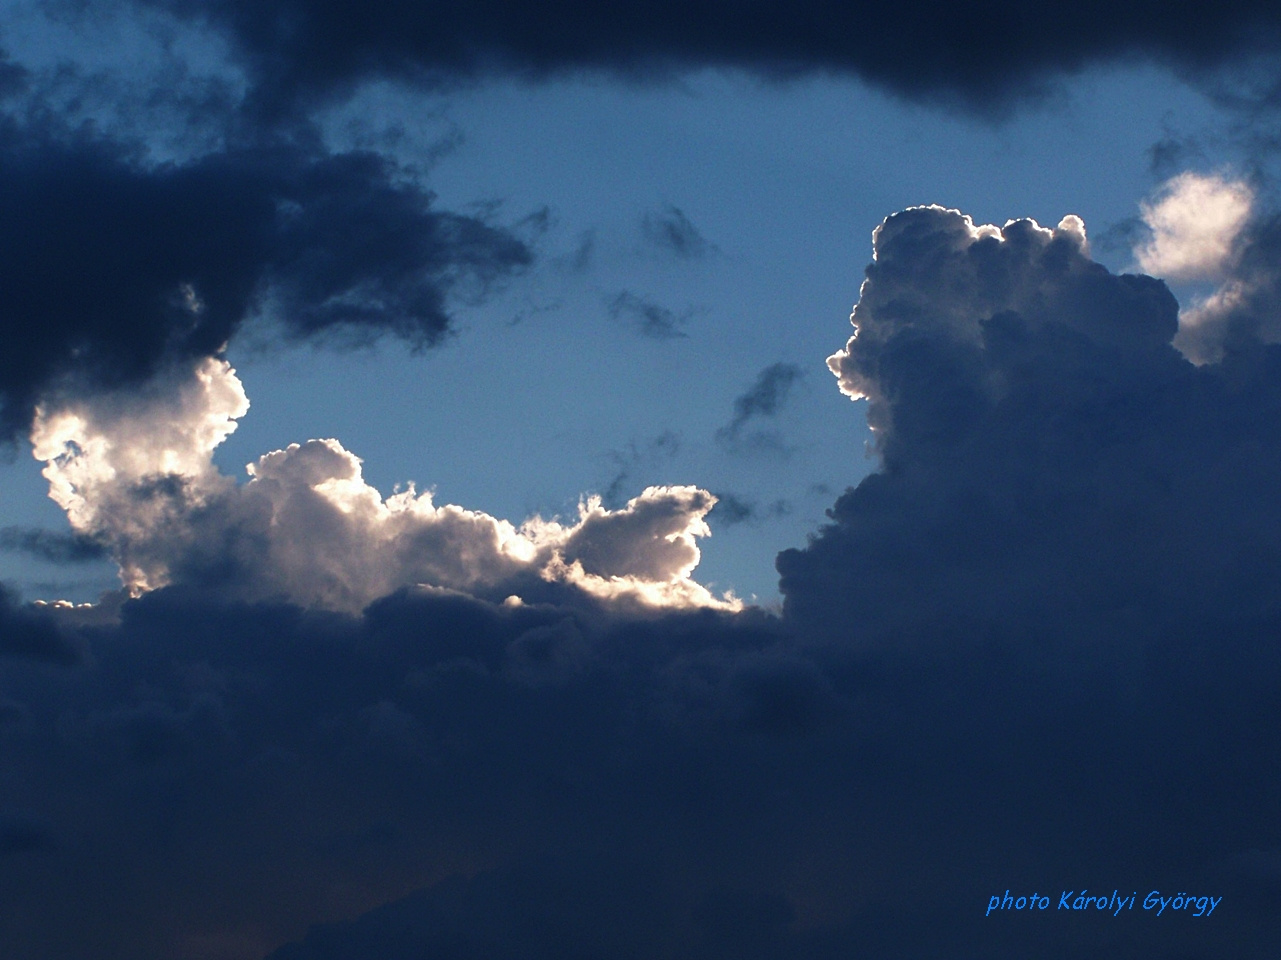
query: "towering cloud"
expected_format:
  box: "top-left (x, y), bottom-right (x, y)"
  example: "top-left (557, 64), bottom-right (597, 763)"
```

top-left (783, 204), bottom-right (1281, 649)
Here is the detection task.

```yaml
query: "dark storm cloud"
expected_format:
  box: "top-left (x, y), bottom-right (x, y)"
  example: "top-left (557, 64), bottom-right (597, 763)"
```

top-left (0, 583), bottom-right (83, 664)
top-left (642, 205), bottom-right (717, 259)
top-left (716, 362), bottom-right (802, 442)
top-left (0, 527), bottom-right (107, 564)
top-left (135, 0), bottom-right (1281, 115)
top-left (606, 290), bottom-right (691, 339)
top-left (0, 815), bottom-right (55, 857)
top-left (0, 117), bottom-right (530, 441)
top-left (2, 575), bottom-right (1273, 958)
top-left (0, 585), bottom-right (794, 959)
top-left (9, 200), bottom-right (1281, 958)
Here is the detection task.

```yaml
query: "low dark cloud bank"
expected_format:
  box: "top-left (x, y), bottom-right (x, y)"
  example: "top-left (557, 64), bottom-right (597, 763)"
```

top-left (6, 204), bottom-right (1281, 957)
top-left (134, 0), bottom-right (1281, 115)
top-left (0, 584), bottom-right (83, 665)
top-left (0, 116), bottom-right (530, 442)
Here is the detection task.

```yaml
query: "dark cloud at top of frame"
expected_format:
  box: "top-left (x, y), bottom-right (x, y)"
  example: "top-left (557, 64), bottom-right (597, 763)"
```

top-left (136, 0), bottom-right (1281, 119)
top-left (0, 117), bottom-right (531, 442)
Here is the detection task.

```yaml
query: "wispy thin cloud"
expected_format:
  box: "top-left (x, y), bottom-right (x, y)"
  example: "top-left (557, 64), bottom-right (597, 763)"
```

top-left (606, 291), bottom-right (692, 340)
top-left (641, 205), bottom-right (717, 259)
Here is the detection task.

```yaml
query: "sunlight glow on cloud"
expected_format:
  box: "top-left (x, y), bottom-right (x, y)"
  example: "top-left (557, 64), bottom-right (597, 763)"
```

top-left (31, 359), bottom-right (248, 594)
top-left (30, 361), bottom-right (738, 613)
top-left (828, 206), bottom-right (1093, 413)
top-left (1129, 172), bottom-right (1281, 364)
top-left (1136, 171), bottom-right (1252, 281)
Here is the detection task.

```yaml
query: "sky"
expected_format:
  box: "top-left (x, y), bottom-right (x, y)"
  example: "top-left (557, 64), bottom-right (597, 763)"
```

top-left (2, 1), bottom-right (1281, 958)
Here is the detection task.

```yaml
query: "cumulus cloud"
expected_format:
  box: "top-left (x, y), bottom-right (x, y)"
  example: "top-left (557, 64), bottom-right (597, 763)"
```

top-left (30, 360), bottom-right (736, 613)
top-left (789, 202), bottom-right (1281, 651)
top-left (1135, 171), bottom-right (1253, 280)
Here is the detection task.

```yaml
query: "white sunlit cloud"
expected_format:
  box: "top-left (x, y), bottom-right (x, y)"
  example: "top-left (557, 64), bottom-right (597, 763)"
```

top-left (1132, 171), bottom-right (1258, 364)
top-left (1136, 171), bottom-right (1253, 282)
top-left (30, 358), bottom-right (739, 614)
top-left (828, 206), bottom-right (1093, 411)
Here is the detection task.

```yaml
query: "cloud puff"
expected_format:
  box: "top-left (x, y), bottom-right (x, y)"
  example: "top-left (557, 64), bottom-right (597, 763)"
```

top-left (1127, 174), bottom-right (1281, 364)
top-left (0, 120), bottom-right (530, 442)
top-left (31, 359), bottom-right (737, 613)
top-left (1136, 171), bottom-right (1253, 281)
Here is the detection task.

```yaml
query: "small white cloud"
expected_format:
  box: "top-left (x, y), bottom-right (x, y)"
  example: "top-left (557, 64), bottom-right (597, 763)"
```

top-left (1136, 172), bottom-right (1253, 282)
